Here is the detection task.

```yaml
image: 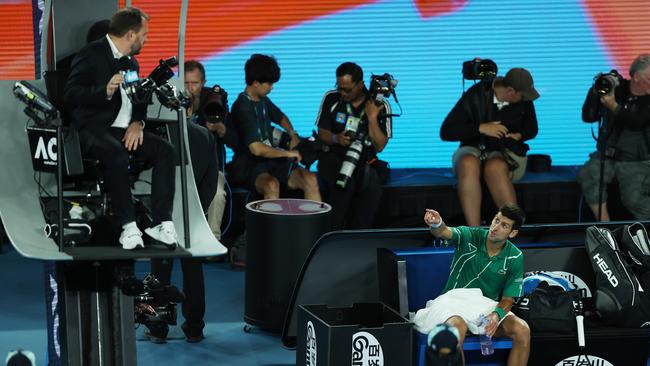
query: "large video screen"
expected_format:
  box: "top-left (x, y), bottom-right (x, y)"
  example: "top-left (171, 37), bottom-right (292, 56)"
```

top-left (3, 0), bottom-right (649, 168)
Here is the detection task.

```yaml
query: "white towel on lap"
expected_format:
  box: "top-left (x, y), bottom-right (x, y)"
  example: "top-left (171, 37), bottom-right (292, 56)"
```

top-left (412, 288), bottom-right (511, 334)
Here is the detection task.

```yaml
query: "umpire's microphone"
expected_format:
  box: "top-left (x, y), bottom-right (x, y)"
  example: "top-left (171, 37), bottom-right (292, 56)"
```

top-left (118, 56), bottom-right (132, 73)
top-left (118, 56), bottom-right (133, 87)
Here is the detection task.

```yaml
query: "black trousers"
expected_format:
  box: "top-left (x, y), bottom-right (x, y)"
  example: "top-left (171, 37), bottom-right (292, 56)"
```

top-left (318, 154), bottom-right (383, 230)
top-left (81, 127), bottom-right (175, 226)
top-left (150, 257), bottom-right (205, 337)
top-left (187, 122), bottom-right (218, 212)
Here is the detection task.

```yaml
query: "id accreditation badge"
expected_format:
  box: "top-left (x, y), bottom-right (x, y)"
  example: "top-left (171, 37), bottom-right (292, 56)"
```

top-left (345, 116), bottom-right (361, 134)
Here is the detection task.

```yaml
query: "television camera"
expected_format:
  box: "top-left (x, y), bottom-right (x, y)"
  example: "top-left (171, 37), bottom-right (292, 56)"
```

top-left (13, 80), bottom-right (59, 126)
top-left (118, 273), bottom-right (185, 329)
top-left (122, 56), bottom-right (190, 111)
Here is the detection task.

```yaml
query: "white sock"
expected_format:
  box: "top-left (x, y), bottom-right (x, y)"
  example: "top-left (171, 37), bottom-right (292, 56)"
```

top-left (122, 221), bottom-right (138, 231)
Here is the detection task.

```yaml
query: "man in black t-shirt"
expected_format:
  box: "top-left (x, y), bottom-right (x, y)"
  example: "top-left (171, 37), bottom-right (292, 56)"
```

top-left (440, 68), bottom-right (539, 227)
top-left (315, 62), bottom-right (392, 229)
top-left (230, 54), bottom-right (321, 201)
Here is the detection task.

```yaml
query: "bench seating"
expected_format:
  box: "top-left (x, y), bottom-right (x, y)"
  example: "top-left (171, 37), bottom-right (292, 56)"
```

top-left (377, 243), bottom-right (599, 365)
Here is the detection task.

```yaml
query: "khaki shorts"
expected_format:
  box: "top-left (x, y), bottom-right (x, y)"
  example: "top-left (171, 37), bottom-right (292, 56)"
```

top-left (452, 146), bottom-right (528, 182)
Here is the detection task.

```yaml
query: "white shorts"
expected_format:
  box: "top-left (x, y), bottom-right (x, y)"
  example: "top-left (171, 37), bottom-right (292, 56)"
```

top-left (412, 288), bottom-right (512, 334)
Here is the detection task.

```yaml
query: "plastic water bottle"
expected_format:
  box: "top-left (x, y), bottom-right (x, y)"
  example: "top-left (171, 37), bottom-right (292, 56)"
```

top-left (69, 205), bottom-right (83, 220)
top-left (478, 314), bottom-right (494, 356)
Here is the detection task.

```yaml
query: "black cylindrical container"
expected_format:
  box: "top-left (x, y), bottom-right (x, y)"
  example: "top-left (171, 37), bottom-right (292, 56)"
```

top-left (244, 199), bottom-right (331, 332)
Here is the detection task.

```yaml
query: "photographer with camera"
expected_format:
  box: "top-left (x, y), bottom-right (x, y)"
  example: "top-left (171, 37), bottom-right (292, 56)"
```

top-left (229, 54), bottom-right (321, 201)
top-left (144, 60), bottom-right (237, 343)
top-left (441, 65), bottom-right (539, 227)
top-left (315, 62), bottom-right (392, 229)
top-left (64, 7), bottom-right (178, 250)
top-left (578, 54), bottom-right (650, 221)
top-left (184, 60), bottom-right (237, 238)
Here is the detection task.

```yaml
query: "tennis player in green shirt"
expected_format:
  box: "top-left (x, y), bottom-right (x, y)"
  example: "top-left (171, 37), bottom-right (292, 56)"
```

top-left (415, 204), bottom-right (530, 366)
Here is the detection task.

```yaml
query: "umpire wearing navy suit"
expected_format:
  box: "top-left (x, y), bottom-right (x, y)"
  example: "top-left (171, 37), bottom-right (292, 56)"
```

top-left (64, 7), bottom-right (178, 250)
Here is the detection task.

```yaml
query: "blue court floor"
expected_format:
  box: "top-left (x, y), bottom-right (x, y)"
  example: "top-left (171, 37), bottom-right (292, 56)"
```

top-left (3, 241), bottom-right (649, 366)
top-left (0, 243), bottom-right (295, 366)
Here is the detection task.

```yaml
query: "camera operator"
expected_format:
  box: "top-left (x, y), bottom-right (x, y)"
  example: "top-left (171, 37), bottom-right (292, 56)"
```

top-left (315, 62), bottom-right (392, 229)
top-left (184, 60), bottom-right (237, 238)
top-left (64, 7), bottom-right (178, 250)
top-left (229, 54), bottom-right (321, 201)
top-left (578, 54), bottom-right (650, 221)
top-left (144, 60), bottom-right (236, 344)
top-left (440, 67), bottom-right (539, 227)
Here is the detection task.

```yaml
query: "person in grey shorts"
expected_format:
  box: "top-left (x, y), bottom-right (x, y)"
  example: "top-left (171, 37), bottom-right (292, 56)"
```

top-left (441, 68), bottom-right (539, 226)
top-left (578, 54), bottom-right (650, 221)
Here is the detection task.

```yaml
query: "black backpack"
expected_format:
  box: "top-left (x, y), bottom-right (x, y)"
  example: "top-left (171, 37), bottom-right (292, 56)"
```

top-left (512, 281), bottom-right (581, 334)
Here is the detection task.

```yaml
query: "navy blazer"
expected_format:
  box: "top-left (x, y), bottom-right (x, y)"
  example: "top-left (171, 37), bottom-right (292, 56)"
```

top-left (64, 36), bottom-right (147, 140)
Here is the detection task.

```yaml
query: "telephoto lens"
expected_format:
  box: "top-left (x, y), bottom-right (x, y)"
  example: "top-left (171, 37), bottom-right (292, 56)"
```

top-left (336, 139), bottom-right (364, 188)
top-left (594, 71), bottom-right (621, 95)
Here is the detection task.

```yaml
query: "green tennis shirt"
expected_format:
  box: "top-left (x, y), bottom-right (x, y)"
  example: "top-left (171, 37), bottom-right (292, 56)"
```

top-left (441, 226), bottom-right (524, 301)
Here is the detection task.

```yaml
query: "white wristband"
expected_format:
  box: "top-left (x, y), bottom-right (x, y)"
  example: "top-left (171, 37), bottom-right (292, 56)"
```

top-left (430, 220), bottom-right (442, 229)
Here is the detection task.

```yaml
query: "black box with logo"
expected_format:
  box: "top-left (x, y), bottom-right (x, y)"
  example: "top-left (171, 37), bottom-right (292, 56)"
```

top-left (296, 302), bottom-right (412, 366)
top-left (529, 326), bottom-right (649, 366)
top-left (27, 126), bottom-right (83, 176)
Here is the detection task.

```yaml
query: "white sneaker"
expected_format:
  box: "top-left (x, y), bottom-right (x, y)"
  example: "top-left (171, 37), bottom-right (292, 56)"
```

top-left (145, 221), bottom-right (178, 249)
top-left (120, 223), bottom-right (144, 250)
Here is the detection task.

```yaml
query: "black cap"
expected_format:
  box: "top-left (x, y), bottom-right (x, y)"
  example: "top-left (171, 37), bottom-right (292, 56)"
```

top-left (501, 67), bottom-right (540, 101)
top-left (6, 350), bottom-right (35, 366)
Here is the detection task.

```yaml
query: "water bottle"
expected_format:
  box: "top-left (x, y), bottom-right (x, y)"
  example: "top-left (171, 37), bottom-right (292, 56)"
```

top-left (69, 205), bottom-right (83, 220)
top-left (478, 314), bottom-right (494, 356)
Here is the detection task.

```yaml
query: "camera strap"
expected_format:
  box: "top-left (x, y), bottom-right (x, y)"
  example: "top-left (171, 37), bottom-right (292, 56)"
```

top-left (477, 85), bottom-right (493, 160)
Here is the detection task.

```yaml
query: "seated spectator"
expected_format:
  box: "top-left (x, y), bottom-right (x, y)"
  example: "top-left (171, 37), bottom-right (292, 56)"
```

top-left (315, 62), bottom-right (391, 229)
top-left (184, 59), bottom-right (237, 238)
top-left (229, 54), bottom-right (321, 201)
top-left (577, 54), bottom-right (650, 221)
top-left (440, 68), bottom-right (539, 226)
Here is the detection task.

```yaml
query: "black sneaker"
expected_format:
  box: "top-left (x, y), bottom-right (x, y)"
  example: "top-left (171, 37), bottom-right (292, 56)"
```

top-left (144, 330), bottom-right (167, 344)
top-left (186, 333), bottom-right (205, 343)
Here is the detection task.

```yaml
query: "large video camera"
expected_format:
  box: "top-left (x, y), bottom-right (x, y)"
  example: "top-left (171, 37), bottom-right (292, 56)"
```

top-left (594, 70), bottom-right (622, 95)
top-left (203, 85), bottom-right (229, 124)
top-left (123, 56), bottom-right (190, 110)
top-left (119, 273), bottom-right (184, 329)
top-left (462, 58), bottom-right (498, 82)
top-left (369, 73), bottom-right (398, 106)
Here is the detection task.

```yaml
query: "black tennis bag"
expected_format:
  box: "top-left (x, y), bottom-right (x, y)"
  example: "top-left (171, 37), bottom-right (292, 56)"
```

top-left (512, 281), bottom-right (581, 334)
top-left (585, 226), bottom-right (650, 327)
top-left (618, 223), bottom-right (650, 288)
